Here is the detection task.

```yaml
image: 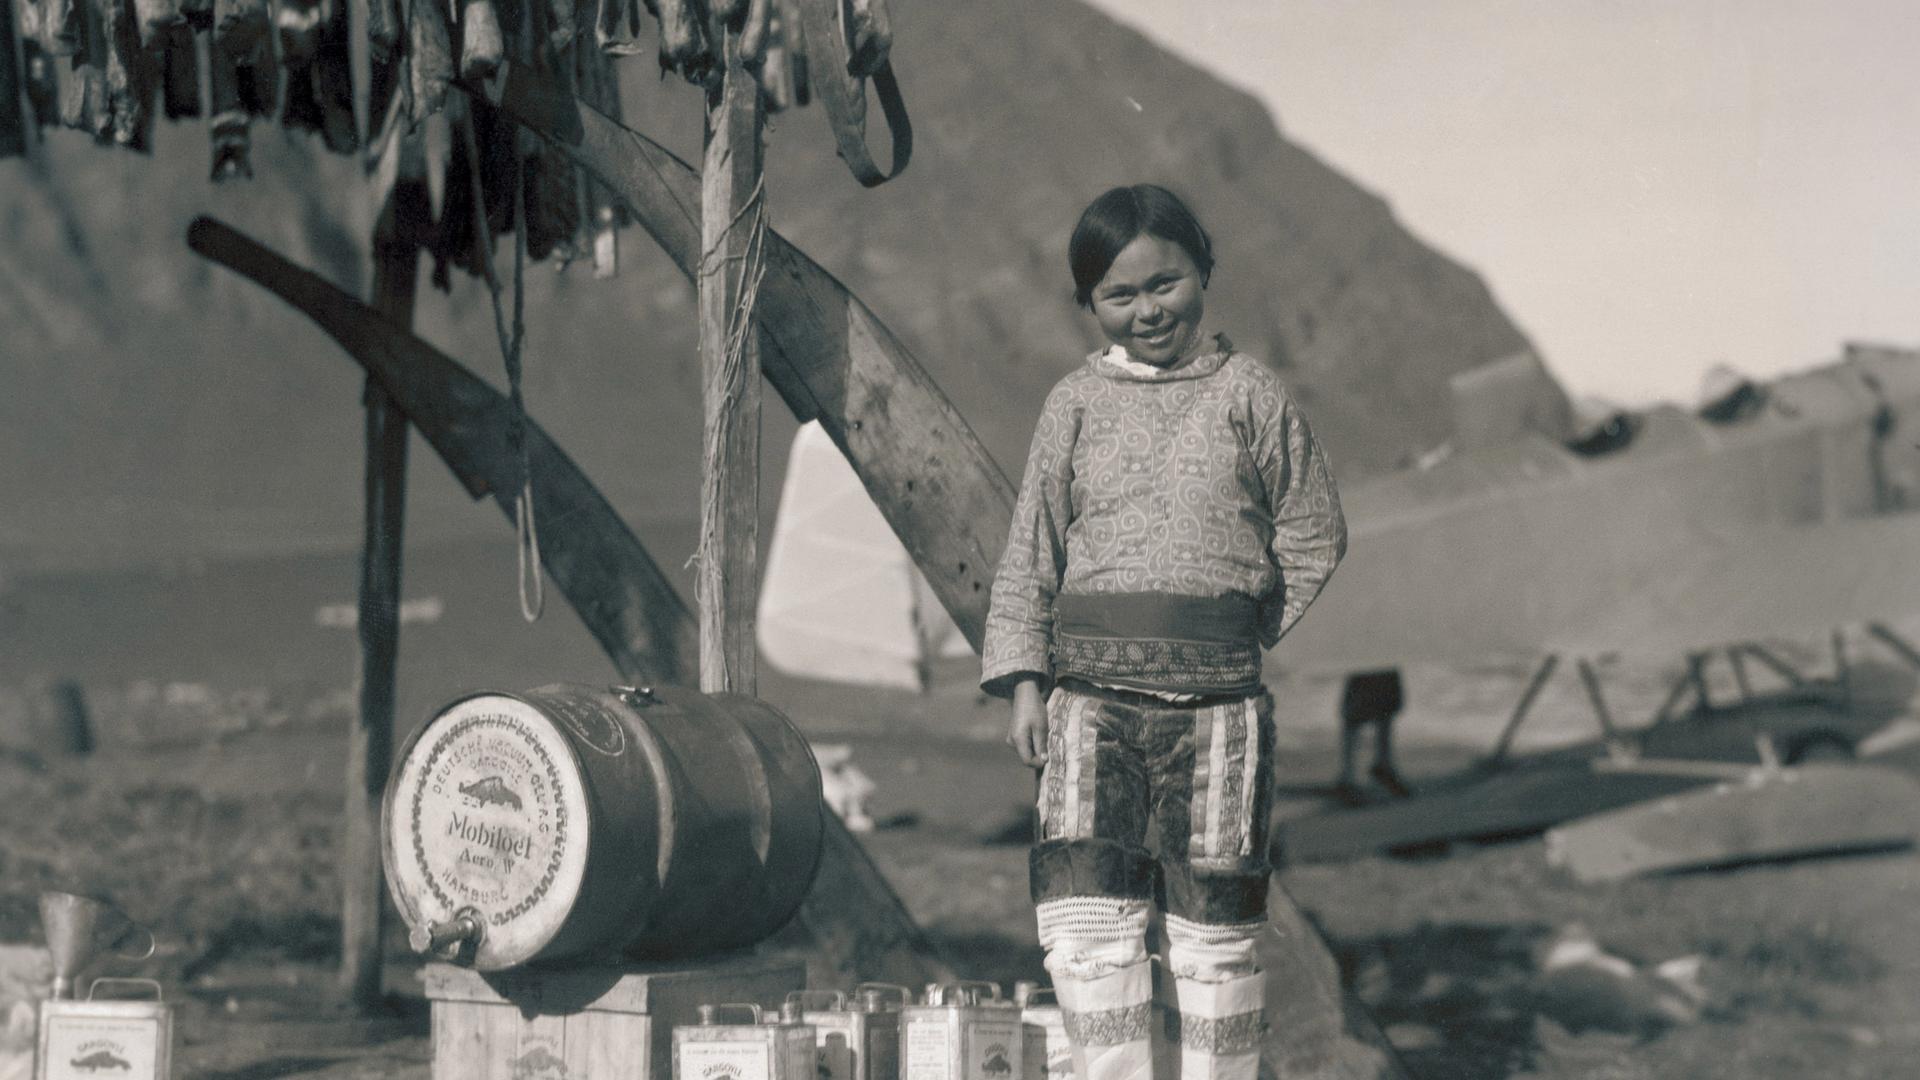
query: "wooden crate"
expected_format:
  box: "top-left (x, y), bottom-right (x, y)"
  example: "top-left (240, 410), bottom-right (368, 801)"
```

top-left (423, 954), bottom-right (805, 1080)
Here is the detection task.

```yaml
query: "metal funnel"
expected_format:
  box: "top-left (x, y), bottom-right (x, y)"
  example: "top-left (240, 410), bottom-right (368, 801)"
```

top-left (37, 892), bottom-right (154, 1000)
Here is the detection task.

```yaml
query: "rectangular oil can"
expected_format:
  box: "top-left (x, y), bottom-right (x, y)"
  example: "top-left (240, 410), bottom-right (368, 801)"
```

top-left (1011, 982), bottom-right (1069, 1080)
top-left (36, 981), bottom-right (171, 1080)
top-left (899, 984), bottom-right (1023, 1080)
top-left (673, 1003), bottom-right (817, 1080)
top-left (790, 985), bottom-right (905, 1080)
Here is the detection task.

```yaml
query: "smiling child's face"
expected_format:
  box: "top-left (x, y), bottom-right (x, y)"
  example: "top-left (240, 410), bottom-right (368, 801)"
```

top-left (1089, 233), bottom-right (1206, 366)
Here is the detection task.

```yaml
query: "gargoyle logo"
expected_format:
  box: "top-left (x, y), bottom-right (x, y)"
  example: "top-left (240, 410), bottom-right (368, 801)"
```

top-left (511, 1044), bottom-right (569, 1080)
top-left (69, 1049), bottom-right (133, 1072)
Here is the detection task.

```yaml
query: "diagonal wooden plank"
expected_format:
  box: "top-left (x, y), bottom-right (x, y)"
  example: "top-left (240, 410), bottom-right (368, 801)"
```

top-left (186, 215), bottom-right (950, 988)
top-left (496, 66), bottom-right (1015, 652)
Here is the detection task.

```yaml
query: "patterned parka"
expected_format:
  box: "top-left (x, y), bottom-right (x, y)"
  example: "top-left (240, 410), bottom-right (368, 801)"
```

top-left (980, 335), bottom-right (1348, 698)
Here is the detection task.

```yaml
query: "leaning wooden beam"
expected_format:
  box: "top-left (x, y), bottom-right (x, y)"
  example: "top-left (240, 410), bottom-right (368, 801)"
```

top-left (1868, 622), bottom-right (1920, 671)
top-left (1738, 643), bottom-right (1809, 689)
top-left (188, 216), bottom-right (695, 685)
top-left (1574, 657), bottom-right (1621, 743)
top-left (340, 159), bottom-right (427, 1010)
top-left (186, 216), bottom-right (951, 988)
top-left (1481, 653), bottom-right (1558, 766)
top-left (496, 66), bottom-right (1015, 649)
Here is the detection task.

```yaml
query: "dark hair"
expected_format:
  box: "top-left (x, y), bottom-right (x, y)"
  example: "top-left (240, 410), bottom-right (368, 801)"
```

top-left (1068, 185), bottom-right (1215, 308)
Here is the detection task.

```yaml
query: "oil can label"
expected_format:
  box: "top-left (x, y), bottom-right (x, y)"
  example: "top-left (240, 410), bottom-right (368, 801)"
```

top-left (40, 1014), bottom-right (162, 1080)
top-left (902, 1021), bottom-right (950, 1080)
top-left (965, 1022), bottom-right (1020, 1080)
top-left (409, 711), bottom-right (569, 920)
top-left (678, 1041), bottom-right (773, 1080)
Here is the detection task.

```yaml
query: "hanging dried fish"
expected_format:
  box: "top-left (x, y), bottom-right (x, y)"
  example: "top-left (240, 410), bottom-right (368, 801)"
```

top-left (0, 0), bottom-right (28, 156)
top-left (653, 0), bottom-right (711, 84)
top-left (759, 20), bottom-right (791, 112)
top-left (407, 0), bottom-right (454, 122)
top-left (459, 0), bottom-right (503, 81)
top-left (429, 93), bottom-right (515, 289)
top-left (737, 0), bottom-right (771, 66)
top-left (19, 40), bottom-right (60, 127)
top-left (844, 0), bottom-right (889, 78)
top-left (206, 36), bottom-right (252, 178)
top-left (522, 133), bottom-right (579, 263)
top-left (275, 0), bottom-right (321, 64)
top-left (543, 0), bottom-right (573, 52)
top-left (776, 0), bottom-right (806, 106)
top-left (711, 0), bottom-right (744, 26)
top-left (593, 0), bottom-right (643, 55)
top-left (212, 0), bottom-right (268, 63)
top-left (64, 0), bottom-right (109, 138)
top-left (158, 21), bottom-right (198, 118)
top-left (177, 0), bottom-right (207, 28)
top-left (365, 0), bottom-right (398, 58)
top-left (35, 0), bottom-right (82, 56)
top-left (311, 0), bottom-right (357, 151)
top-left (130, 0), bottom-right (180, 48)
top-left (275, 0), bottom-right (323, 134)
top-left (103, 0), bottom-right (158, 149)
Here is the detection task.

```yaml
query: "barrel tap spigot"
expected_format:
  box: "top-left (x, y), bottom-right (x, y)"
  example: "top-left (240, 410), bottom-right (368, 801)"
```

top-left (410, 908), bottom-right (484, 961)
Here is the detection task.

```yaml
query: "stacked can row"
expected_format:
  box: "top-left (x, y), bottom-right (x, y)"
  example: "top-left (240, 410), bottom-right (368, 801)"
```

top-left (673, 983), bottom-right (1071, 1080)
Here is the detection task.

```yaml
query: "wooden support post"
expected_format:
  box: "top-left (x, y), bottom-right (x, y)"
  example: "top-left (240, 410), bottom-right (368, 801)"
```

top-left (1685, 652), bottom-right (1712, 717)
top-left (1651, 664), bottom-right (1695, 727)
top-left (1868, 622), bottom-right (1920, 671)
top-left (1482, 654), bottom-right (1558, 768)
top-left (340, 158), bottom-right (428, 1009)
top-left (1575, 658), bottom-right (1623, 748)
top-left (1738, 643), bottom-right (1808, 689)
top-left (1832, 627), bottom-right (1852, 711)
top-left (696, 26), bottom-right (766, 695)
top-left (1728, 646), bottom-right (1753, 703)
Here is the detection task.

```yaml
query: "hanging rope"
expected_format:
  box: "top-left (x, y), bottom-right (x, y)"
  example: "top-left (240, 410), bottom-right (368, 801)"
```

top-left (688, 172), bottom-right (770, 595)
top-left (458, 96), bottom-right (545, 622)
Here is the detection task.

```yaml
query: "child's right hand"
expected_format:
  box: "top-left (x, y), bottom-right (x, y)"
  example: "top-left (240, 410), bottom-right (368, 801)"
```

top-left (1007, 678), bottom-right (1049, 768)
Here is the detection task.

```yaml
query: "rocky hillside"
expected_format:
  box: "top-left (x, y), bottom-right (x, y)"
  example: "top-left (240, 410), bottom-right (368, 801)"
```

top-left (0, 0), bottom-right (1535, 574)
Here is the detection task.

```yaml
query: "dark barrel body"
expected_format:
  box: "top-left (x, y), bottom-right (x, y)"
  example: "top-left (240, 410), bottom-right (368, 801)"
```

top-left (383, 683), bottom-right (823, 970)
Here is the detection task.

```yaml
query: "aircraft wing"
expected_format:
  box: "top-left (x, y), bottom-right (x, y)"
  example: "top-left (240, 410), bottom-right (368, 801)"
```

top-left (1277, 348), bottom-right (1920, 671)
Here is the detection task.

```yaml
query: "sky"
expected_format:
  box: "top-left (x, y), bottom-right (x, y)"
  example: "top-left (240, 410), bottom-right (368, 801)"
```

top-left (1080, 0), bottom-right (1920, 404)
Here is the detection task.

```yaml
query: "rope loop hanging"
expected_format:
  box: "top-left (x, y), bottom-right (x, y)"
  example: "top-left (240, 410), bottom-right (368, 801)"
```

top-left (458, 93), bottom-right (545, 622)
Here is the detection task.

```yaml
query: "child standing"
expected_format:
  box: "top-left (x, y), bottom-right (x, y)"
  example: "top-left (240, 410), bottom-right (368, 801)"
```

top-left (982, 185), bottom-right (1347, 1080)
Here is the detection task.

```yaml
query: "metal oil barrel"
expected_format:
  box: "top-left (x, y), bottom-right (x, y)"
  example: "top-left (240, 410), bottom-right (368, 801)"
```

top-left (383, 683), bottom-right (824, 970)
top-left (674, 1003), bottom-right (819, 1080)
top-left (899, 983), bottom-right (1023, 1080)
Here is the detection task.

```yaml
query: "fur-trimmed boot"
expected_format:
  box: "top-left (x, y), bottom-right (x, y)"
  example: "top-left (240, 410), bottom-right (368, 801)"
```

top-left (1164, 916), bottom-right (1266, 1080)
top-left (1037, 895), bottom-right (1155, 1080)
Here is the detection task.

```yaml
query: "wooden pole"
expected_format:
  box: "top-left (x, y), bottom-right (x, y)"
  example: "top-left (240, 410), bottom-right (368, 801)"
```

top-left (1868, 622), bottom-right (1920, 671)
top-left (1482, 654), bottom-right (1558, 767)
top-left (1575, 657), bottom-right (1622, 744)
top-left (1738, 643), bottom-right (1809, 689)
top-left (696, 26), bottom-right (765, 694)
top-left (340, 154), bottom-right (428, 1009)
top-left (1727, 646), bottom-right (1753, 702)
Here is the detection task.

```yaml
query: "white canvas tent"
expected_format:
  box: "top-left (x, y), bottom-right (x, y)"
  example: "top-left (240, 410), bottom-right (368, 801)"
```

top-left (759, 421), bottom-right (974, 690)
